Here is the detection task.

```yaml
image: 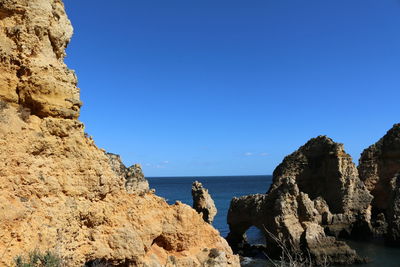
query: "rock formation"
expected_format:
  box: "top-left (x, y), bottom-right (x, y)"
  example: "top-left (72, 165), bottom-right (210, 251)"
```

top-left (227, 136), bottom-right (372, 265)
top-left (0, 1), bottom-right (239, 266)
top-left (0, 0), bottom-right (81, 119)
top-left (107, 153), bottom-right (149, 195)
top-left (359, 124), bottom-right (400, 243)
top-left (387, 175), bottom-right (400, 244)
top-left (272, 136), bottom-right (373, 238)
top-left (300, 222), bottom-right (362, 266)
top-left (192, 181), bottom-right (217, 224)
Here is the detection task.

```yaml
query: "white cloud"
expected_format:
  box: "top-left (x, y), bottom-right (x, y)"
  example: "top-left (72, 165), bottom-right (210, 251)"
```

top-left (243, 152), bottom-right (268, 157)
top-left (151, 160), bottom-right (170, 169)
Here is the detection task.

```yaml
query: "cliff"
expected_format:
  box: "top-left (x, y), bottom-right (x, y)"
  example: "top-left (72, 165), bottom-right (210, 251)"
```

top-left (0, 1), bottom-right (239, 266)
top-left (227, 136), bottom-right (372, 265)
top-left (359, 124), bottom-right (400, 244)
top-left (0, 0), bottom-right (80, 119)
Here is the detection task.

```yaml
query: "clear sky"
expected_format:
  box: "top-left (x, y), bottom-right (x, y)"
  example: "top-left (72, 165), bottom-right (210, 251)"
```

top-left (64, 0), bottom-right (400, 177)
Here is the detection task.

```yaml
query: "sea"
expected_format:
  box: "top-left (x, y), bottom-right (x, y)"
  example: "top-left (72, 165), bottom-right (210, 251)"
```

top-left (147, 175), bottom-right (400, 267)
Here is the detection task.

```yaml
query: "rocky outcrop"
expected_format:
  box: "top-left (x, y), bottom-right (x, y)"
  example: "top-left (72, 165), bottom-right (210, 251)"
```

top-left (0, 1), bottom-right (239, 266)
top-left (272, 136), bottom-right (372, 219)
top-left (107, 153), bottom-right (149, 194)
top-left (359, 124), bottom-right (400, 243)
top-left (300, 222), bottom-right (363, 266)
top-left (0, 0), bottom-right (81, 119)
top-left (359, 124), bottom-right (400, 211)
top-left (192, 181), bottom-right (217, 224)
top-left (272, 136), bottom-right (373, 238)
top-left (227, 179), bottom-right (364, 265)
top-left (227, 136), bottom-right (371, 265)
top-left (387, 175), bottom-right (400, 244)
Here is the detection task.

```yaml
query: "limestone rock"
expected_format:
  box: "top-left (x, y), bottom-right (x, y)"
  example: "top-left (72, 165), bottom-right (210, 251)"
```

top-left (358, 124), bottom-right (400, 243)
top-left (227, 178), bottom-right (361, 265)
top-left (358, 124), bottom-right (400, 208)
top-left (272, 136), bottom-right (372, 217)
top-left (192, 181), bottom-right (217, 224)
top-left (0, 79), bottom-right (239, 267)
top-left (300, 222), bottom-right (363, 266)
top-left (0, 0), bottom-right (81, 118)
top-left (0, 1), bottom-right (240, 266)
top-left (107, 153), bottom-right (149, 194)
top-left (272, 136), bottom-right (373, 238)
top-left (387, 175), bottom-right (400, 244)
top-left (227, 136), bottom-right (371, 265)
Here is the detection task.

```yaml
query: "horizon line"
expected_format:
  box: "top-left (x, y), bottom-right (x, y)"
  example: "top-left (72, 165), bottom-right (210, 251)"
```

top-left (147, 174), bottom-right (273, 178)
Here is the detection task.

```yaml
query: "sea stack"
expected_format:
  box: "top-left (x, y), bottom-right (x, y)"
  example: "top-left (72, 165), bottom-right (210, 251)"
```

top-left (0, 0), bottom-right (239, 266)
top-left (227, 136), bottom-right (371, 265)
top-left (192, 181), bottom-right (217, 224)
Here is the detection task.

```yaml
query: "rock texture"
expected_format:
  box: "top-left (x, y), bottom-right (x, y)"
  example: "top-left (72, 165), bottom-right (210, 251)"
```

top-left (272, 136), bottom-right (373, 238)
top-left (192, 181), bottom-right (217, 224)
top-left (387, 175), bottom-right (400, 244)
top-left (227, 136), bottom-right (371, 265)
top-left (359, 124), bottom-right (400, 243)
top-left (300, 222), bottom-right (362, 266)
top-left (359, 124), bottom-right (400, 211)
top-left (107, 153), bottom-right (149, 194)
top-left (0, 1), bottom-right (239, 266)
top-left (0, 0), bottom-right (81, 119)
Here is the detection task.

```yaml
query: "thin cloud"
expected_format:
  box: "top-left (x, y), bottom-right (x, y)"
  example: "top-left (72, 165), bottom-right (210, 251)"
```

top-left (243, 152), bottom-right (268, 157)
top-left (153, 160), bottom-right (170, 169)
top-left (143, 161), bottom-right (170, 169)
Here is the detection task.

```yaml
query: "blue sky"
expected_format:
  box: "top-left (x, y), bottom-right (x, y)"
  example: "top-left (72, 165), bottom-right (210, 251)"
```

top-left (64, 0), bottom-right (400, 177)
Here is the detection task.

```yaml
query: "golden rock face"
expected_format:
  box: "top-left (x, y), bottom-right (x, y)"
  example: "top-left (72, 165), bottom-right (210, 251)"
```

top-left (0, 0), bottom-right (81, 119)
top-left (0, 1), bottom-right (239, 266)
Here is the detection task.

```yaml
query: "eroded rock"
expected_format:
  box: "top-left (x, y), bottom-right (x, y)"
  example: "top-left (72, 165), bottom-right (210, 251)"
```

top-left (107, 153), bottom-right (149, 194)
top-left (192, 181), bottom-right (217, 224)
top-left (227, 136), bottom-right (371, 265)
top-left (359, 124), bottom-right (400, 209)
top-left (0, 1), bottom-right (240, 266)
top-left (272, 136), bottom-right (372, 218)
top-left (387, 175), bottom-right (400, 244)
top-left (0, 0), bottom-right (81, 119)
top-left (300, 222), bottom-right (364, 266)
top-left (358, 124), bottom-right (400, 243)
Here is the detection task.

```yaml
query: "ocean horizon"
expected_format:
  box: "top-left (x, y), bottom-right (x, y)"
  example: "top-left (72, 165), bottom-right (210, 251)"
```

top-left (148, 175), bottom-right (272, 239)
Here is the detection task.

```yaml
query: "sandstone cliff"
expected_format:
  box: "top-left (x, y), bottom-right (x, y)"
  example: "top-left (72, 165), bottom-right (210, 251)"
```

top-left (0, 0), bottom-right (81, 119)
top-left (359, 124), bottom-right (400, 244)
top-left (227, 136), bottom-right (371, 265)
top-left (0, 1), bottom-right (239, 266)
